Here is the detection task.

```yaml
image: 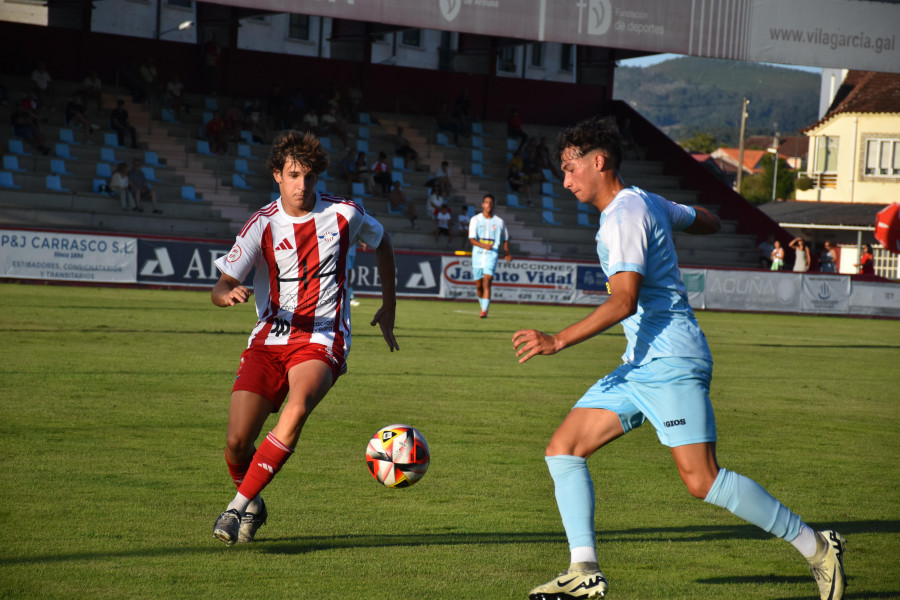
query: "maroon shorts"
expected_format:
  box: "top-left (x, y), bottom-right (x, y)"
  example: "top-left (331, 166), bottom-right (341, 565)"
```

top-left (232, 343), bottom-right (346, 410)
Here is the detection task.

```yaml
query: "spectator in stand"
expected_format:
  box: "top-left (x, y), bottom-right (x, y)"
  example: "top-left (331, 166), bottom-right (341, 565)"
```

top-left (522, 137), bottom-right (543, 186)
top-left (426, 185), bottom-right (445, 219)
top-left (110, 99), bottom-right (138, 149)
top-left (537, 136), bottom-right (562, 181)
top-left (9, 105), bottom-right (50, 155)
top-left (770, 239), bottom-right (785, 271)
top-left (388, 180), bottom-right (418, 229)
top-left (392, 126), bottom-right (421, 171)
top-left (434, 204), bottom-right (454, 245)
top-left (165, 73), bottom-right (190, 121)
top-left (81, 70), bottom-right (104, 114)
top-left (757, 234), bottom-right (775, 269)
top-left (266, 84), bottom-right (286, 129)
top-left (129, 158), bottom-right (161, 214)
top-left (340, 148), bottom-right (356, 185)
top-left (110, 162), bottom-right (137, 211)
top-left (453, 88), bottom-right (473, 138)
top-left (789, 237), bottom-right (811, 272)
top-left (436, 102), bottom-right (462, 145)
top-left (372, 151), bottom-right (392, 195)
top-left (319, 105), bottom-right (350, 147)
top-left (457, 205), bottom-right (472, 250)
top-left (857, 243), bottom-right (874, 275)
top-left (224, 101), bottom-right (244, 144)
top-left (507, 152), bottom-right (531, 204)
top-left (433, 160), bottom-right (454, 200)
top-left (64, 92), bottom-right (98, 143)
top-left (138, 57), bottom-right (160, 106)
top-left (507, 106), bottom-right (529, 152)
top-left (819, 241), bottom-right (837, 273)
top-left (244, 99), bottom-right (268, 144)
top-left (206, 111), bottom-right (228, 154)
top-left (30, 61), bottom-right (54, 111)
top-left (301, 108), bottom-right (319, 135)
top-left (354, 151), bottom-right (375, 195)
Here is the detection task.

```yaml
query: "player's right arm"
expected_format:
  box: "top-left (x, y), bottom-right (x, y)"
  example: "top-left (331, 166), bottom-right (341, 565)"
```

top-left (211, 273), bottom-right (253, 307)
top-left (683, 205), bottom-right (721, 235)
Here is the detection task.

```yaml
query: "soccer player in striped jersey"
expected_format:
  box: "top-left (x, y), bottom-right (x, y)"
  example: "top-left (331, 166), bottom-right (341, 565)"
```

top-left (513, 116), bottom-right (845, 600)
top-left (210, 130), bottom-right (398, 545)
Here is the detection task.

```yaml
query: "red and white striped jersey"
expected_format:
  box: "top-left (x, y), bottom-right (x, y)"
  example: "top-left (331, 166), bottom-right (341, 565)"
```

top-left (214, 192), bottom-right (384, 354)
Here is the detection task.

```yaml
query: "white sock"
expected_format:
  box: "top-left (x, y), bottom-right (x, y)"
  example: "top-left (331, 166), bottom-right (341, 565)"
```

top-left (790, 524), bottom-right (819, 558)
top-left (571, 546), bottom-right (598, 565)
top-left (245, 494), bottom-right (262, 514)
top-left (226, 492), bottom-right (251, 515)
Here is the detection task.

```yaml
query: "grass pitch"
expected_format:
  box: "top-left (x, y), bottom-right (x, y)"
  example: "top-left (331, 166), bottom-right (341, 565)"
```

top-left (0, 282), bottom-right (897, 599)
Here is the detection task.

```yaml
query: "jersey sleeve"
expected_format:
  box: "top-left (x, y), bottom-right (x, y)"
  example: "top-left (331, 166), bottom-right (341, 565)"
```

top-left (600, 201), bottom-right (648, 276)
top-left (468, 216), bottom-right (478, 240)
top-left (356, 212), bottom-right (385, 248)
top-left (215, 226), bottom-right (262, 284)
top-left (665, 200), bottom-right (697, 232)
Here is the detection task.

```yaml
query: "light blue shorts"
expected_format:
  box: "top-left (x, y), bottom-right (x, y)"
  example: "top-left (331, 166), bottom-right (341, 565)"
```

top-left (574, 356), bottom-right (717, 447)
top-left (472, 251), bottom-right (498, 279)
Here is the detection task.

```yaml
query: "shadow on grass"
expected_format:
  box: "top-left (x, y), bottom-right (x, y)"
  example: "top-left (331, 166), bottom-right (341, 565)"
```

top-left (1, 520), bottom-right (895, 566)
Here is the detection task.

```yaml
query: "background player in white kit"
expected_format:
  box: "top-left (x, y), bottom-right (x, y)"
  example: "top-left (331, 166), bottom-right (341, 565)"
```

top-left (210, 130), bottom-right (398, 545)
top-left (468, 194), bottom-right (510, 318)
top-left (512, 116), bottom-right (845, 600)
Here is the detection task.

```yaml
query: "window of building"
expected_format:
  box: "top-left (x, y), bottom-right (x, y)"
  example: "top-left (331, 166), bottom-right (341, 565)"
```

top-left (865, 138), bottom-right (900, 177)
top-left (560, 44), bottom-right (574, 72)
top-left (530, 43), bottom-right (543, 68)
top-left (401, 29), bottom-right (422, 48)
top-left (498, 46), bottom-right (517, 73)
top-left (288, 14), bottom-right (311, 41)
top-left (814, 136), bottom-right (839, 173)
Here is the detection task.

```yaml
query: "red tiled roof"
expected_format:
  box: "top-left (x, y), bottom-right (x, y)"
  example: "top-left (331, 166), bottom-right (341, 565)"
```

top-left (805, 71), bottom-right (900, 131)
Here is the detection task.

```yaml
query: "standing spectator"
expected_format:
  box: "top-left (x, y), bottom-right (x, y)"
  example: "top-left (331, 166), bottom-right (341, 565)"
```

top-left (468, 194), bottom-right (510, 318)
top-left (81, 70), bottom-right (104, 114)
top-left (372, 151), bottom-right (392, 195)
top-left (209, 129), bottom-right (398, 546)
top-left (757, 234), bottom-right (775, 269)
top-left (165, 74), bottom-right (190, 120)
top-left (138, 57), bottom-right (160, 106)
top-left (392, 126), bottom-right (421, 171)
top-left (770, 239), bottom-right (785, 271)
top-left (110, 99), bottom-right (138, 148)
top-left (789, 237), bottom-right (811, 272)
top-left (129, 158), bottom-right (160, 214)
top-left (507, 106), bottom-right (528, 152)
top-left (110, 162), bottom-right (137, 211)
top-left (30, 61), bottom-right (54, 111)
top-left (819, 241), bottom-right (837, 273)
top-left (857, 243), bottom-right (874, 274)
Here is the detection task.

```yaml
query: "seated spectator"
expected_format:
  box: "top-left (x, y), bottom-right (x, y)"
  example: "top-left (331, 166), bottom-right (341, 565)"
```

top-left (81, 70), bottom-right (103, 114)
top-left (9, 106), bottom-right (50, 155)
top-left (110, 162), bottom-right (137, 211)
top-left (110, 99), bottom-right (138, 148)
top-left (340, 148), bottom-right (357, 184)
top-left (457, 206), bottom-right (472, 249)
top-left (354, 151), bottom-right (374, 195)
top-left (165, 74), bottom-right (190, 120)
top-left (224, 101), bottom-right (244, 143)
top-left (434, 204), bottom-right (454, 244)
top-left (507, 106), bottom-right (529, 152)
top-left (65, 92), bottom-right (98, 143)
top-left (319, 105), bottom-right (350, 146)
top-left (372, 151), bottom-right (392, 195)
top-left (30, 61), bottom-right (54, 111)
top-left (387, 180), bottom-right (418, 229)
top-left (433, 160), bottom-right (453, 199)
top-left (301, 108), bottom-right (320, 135)
top-left (537, 136), bottom-right (562, 181)
top-left (507, 152), bottom-right (531, 202)
top-left (426, 186), bottom-right (445, 219)
top-left (205, 111), bottom-right (228, 154)
top-left (244, 99), bottom-right (268, 144)
top-left (392, 126), bottom-right (421, 171)
top-left (436, 102), bottom-right (462, 145)
top-left (522, 137), bottom-right (543, 185)
top-left (129, 158), bottom-right (160, 214)
top-left (453, 89), bottom-right (473, 137)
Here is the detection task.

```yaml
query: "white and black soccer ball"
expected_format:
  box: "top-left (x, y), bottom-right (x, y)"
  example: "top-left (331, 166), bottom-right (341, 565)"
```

top-left (365, 424), bottom-right (430, 488)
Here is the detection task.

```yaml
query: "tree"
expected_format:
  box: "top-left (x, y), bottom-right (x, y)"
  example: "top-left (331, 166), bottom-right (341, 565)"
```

top-left (680, 132), bottom-right (718, 153)
top-left (740, 153), bottom-right (793, 204)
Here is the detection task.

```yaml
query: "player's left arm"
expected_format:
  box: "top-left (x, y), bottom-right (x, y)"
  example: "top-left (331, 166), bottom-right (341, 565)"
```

top-left (370, 232), bottom-right (399, 352)
top-left (683, 205), bottom-right (721, 235)
top-left (513, 270), bottom-right (642, 363)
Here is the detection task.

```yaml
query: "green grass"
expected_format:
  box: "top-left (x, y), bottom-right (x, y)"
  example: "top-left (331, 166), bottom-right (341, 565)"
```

top-left (0, 282), bottom-right (898, 599)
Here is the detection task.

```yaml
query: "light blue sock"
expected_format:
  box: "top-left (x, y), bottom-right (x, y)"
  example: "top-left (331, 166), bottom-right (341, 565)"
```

top-left (478, 298), bottom-right (486, 310)
top-left (704, 468), bottom-right (804, 541)
top-left (483, 299), bottom-right (491, 312)
top-left (546, 455), bottom-right (596, 550)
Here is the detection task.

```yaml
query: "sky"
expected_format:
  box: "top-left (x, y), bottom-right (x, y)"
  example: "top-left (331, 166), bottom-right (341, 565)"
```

top-left (619, 53), bottom-right (823, 74)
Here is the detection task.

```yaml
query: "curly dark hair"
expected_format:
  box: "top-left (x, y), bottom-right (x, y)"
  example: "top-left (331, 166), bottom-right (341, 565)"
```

top-left (555, 115), bottom-right (623, 171)
top-left (266, 129), bottom-right (329, 175)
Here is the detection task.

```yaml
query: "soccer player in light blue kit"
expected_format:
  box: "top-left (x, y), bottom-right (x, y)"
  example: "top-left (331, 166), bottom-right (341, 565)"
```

top-left (512, 116), bottom-right (845, 600)
top-left (469, 193), bottom-right (510, 318)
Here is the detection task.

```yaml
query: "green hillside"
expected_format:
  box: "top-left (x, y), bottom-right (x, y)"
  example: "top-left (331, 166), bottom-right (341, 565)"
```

top-left (613, 57), bottom-right (821, 146)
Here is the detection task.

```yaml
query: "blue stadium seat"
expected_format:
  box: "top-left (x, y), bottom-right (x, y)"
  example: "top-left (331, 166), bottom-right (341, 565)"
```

top-left (3, 155), bottom-right (26, 172)
top-left (181, 185), bottom-right (198, 201)
top-left (204, 97), bottom-right (218, 110)
top-left (577, 212), bottom-right (593, 227)
top-left (542, 167), bottom-right (557, 182)
top-left (100, 147), bottom-right (117, 163)
top-left (0, 171), bottom-right (22, 189)
top-left (357, 126), bottom-right (370, 140)
top-left (471, 122), bottom-right (484, 135)
top-left (436, 132), bottom-right (451, 147)
top-left (202, 111), bottom-right (213, 126)
top-left (507, 138), bottom-right (518, 151)
top-left (392, 156), bottom-right (405, 171)
top-left (96, 163), bottom-right (112, 178)
top-left (237, 143), bottom-right (252, 158)
top-left (541, 182), bottom-right (557, 197)
top-left (45, 175), bottom-right (70, 193)
top-left (470, 163), bottom-right (487, 178)
top-left (472, 136), bottom-right (485, 149)
top-left (93, 178), bottom-right (109, 194)
top-left (577, 202), bottom-right (590, 214)
top-left (50, 159), bottom-right (72, 176)
top-left (8, 139), bottom-right (29, 156)
top-left (351, 181), bottom-right (367, 196)
top-left (356, 139), bottom-right (369, 153)
top-left (358, 113), bottom-right (372, 125)
top-left (160, 107), bottom-right (177, 122)
top-left (391, 171), bottom-right (407, 186)
top-left (232, 173), bottom-right (252, 190)
top-left (234, 158), bottom-right (252, 175)
top-left (103, 132), bottom-right (121, 148)
top-left (471, 149), bottom-right (483, 163)
top-left (315, 179), bottom-right (328, 193)
top-left (270, 191), bottom-right (281, 201)
top-left (55, 143), bottom-right (77, 160)
top-left (541, 197), bottom-right (559, 212)
top-left (319, 136), bottom-right (332, 151)
top-left (542, 210), bottom-right (561, 226)
top-left (144, 151), bottom-right (164, 167)
top-left (506, 193), bottom-right (522, 208)
top-left (240, 130), bottom-right (255, 144)
top-left (141, 166), bottom-right (161, 182)
top-left (58, 128), bottom-right (80, 145)
top-left (196, 140), bottom-right (214, 155)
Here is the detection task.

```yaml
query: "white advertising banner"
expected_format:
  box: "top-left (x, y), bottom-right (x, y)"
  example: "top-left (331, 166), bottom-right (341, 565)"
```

top-left (703, 270), bottom-right (802, 312)
top-left (440, 255), bottom-right (583, 304)
top-left (0, 229), bottom-right (137, 283)
top-left (800, 274), bottom-right (851, 314)
top-left (848, 281), bottom-right (900, 316)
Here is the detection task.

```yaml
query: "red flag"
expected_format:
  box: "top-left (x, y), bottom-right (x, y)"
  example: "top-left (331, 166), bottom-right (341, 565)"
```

top-left (875, 203), bottom-right (900, 255)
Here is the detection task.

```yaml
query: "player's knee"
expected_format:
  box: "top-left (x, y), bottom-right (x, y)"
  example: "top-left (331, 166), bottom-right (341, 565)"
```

top-left (225, 432), bottom-right (255, 458)
top-left (682, 473), bottom-right (716, 499)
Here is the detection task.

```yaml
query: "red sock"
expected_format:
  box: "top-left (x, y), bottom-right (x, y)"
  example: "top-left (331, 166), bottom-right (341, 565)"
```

top-left (237, 432), bottom-right (293, 500)
top-left (226, 455), bottom-right (252, 489)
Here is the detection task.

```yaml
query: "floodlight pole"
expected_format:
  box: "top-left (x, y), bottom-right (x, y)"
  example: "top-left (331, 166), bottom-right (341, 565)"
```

top-left (736, 98), bottom-right (749, 194)
top-left (770, 127), bottom-right (779, 202)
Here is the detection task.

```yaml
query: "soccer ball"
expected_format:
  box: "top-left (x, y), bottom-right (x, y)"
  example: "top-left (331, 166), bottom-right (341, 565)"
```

top-left (365, 424), bottom-right (430, 488)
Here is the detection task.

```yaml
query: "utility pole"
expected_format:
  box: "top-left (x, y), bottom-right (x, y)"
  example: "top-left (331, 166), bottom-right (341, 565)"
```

top-left (770, 126), bottom-right (780, 202)
top-left (736, 97), bottom-right (749, 194)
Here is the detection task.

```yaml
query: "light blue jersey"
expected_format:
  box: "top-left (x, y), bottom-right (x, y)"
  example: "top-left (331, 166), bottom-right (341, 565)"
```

top-left (596, 187), bottom-right (711, 366)
top-left (469, 214), bottom-right (508, 276)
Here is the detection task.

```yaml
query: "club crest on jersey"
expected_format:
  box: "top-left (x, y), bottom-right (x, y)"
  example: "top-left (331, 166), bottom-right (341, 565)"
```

top-left (318, 231), bottom-right (339, 243)
top-left (226, 244), bottom-right (243, 262)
